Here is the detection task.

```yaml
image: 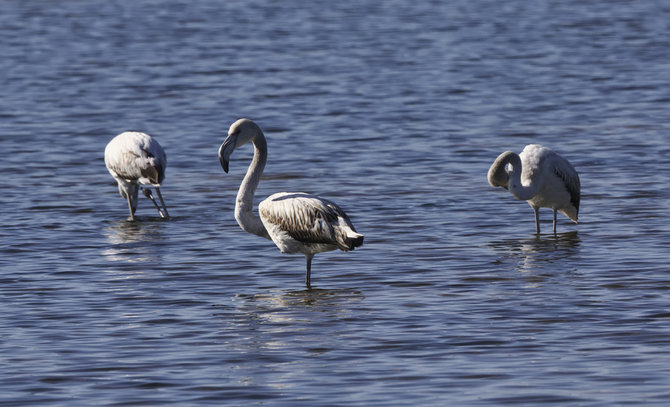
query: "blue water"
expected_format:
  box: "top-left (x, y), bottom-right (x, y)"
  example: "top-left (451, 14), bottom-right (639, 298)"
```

top-left (2, 0), bottom-right (670, 405)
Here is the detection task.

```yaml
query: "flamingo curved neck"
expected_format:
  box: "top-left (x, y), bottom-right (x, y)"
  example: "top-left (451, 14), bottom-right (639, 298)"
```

top-left (506, 154), bottom-right (539, 201)
top-left (236, 131), bottom-right (271, 239)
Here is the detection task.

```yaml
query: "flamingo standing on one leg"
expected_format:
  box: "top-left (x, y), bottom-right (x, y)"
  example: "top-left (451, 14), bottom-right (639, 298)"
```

top-left (218, 118), bottom-right (363, 288)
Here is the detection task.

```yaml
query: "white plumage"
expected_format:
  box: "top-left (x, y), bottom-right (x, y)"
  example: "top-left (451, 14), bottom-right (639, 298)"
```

top-left (487, 144), bottom-right (580, 234)
top-left (218, 118), bottom-right (363, 288)
top-left (104, 131), bottom-right (169, 221)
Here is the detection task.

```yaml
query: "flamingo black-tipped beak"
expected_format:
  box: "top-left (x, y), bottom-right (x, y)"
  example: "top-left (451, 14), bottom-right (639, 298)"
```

top-left (219, 129), bottom-right (242, 173)
top-left (219, 146), bottom-right (229, 173)
top-left (218, 137), bottom-right (234, 173)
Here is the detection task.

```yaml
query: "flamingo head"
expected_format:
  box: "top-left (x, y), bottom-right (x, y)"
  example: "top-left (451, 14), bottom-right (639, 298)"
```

top-left (218, 118), bottom-right (262, 173)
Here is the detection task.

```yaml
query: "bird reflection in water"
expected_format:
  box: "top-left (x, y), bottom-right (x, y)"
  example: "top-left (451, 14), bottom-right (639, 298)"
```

top-left (226, 288), bottom-right (364, 327)
top-left (489, 231), bottom-right (581, 275)
top-left (102, 219), bottom-right (165, 263)
top-left (212, 288), bottom-right (364, 363)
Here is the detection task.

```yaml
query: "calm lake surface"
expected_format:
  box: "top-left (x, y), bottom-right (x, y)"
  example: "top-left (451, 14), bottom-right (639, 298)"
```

top-left (2, 0), bottom-right (670, 405)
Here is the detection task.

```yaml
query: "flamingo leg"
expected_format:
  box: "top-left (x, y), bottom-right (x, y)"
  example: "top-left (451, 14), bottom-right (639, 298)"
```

top-left (305, 254), bottom-right (314, 289)
top-left (126, 194), bottom-right (136, 221)
top-left (533, 207), bottom-right (540, 234)
top-left (155, 187), bottom-right (169, 219)
top-left (553, 209), bottom-right (557, 235)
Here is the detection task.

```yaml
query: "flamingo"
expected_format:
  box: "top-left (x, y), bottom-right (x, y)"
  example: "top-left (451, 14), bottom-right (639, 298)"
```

top-left (487, 144), bottom-right (580, 234)
top-left (104, 131), bottom-right (169, 221)
top-left (218, 118), bottom-right (363, 288)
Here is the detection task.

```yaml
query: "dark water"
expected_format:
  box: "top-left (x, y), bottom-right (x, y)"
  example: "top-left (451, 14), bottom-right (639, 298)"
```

top-left (2, 0), bottom-right (670, 405)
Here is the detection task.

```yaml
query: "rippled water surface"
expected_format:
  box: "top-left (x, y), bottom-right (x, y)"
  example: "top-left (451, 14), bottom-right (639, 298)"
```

top-left (2, 0), bottom-right (670, 405)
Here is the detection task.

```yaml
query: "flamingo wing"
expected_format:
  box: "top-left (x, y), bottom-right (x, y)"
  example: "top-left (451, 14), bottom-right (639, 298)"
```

top-left (553, 162), bottom-right (580, 212)
top-left (259, 193), bottom-right (358, 251)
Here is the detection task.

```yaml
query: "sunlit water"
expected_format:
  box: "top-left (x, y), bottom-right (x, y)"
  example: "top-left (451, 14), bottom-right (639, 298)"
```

top-left (2, 0), bottom-right (670, 405)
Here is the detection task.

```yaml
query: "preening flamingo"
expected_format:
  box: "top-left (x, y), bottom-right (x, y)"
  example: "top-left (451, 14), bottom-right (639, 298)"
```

top-left (487, 144), bottom-right (580, 234)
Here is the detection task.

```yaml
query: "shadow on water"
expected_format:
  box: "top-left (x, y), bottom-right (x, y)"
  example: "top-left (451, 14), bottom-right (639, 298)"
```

top-left (489, 231), bottom-right (581, 274)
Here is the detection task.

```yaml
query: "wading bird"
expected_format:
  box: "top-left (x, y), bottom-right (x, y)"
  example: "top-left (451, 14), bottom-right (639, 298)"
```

top-left (487, 144), bottom-right (580, 234)
top-left (219, 118), bottom-right (363, 288)
top-left (104, 131), bottom-right (169, 221)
